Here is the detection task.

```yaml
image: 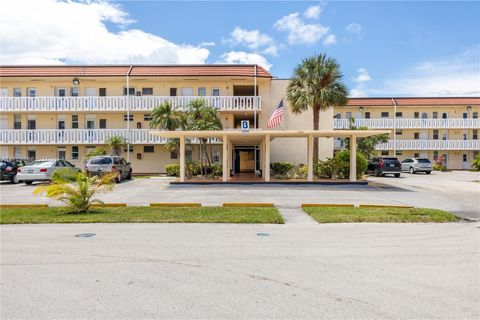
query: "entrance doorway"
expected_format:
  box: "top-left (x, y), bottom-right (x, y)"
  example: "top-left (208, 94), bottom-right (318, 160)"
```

top-left (233, 146), bottom-right (260, 174)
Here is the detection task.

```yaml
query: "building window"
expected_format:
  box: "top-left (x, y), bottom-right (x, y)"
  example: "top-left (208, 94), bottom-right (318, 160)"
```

top-left (473, 112), bottom-right (478, 119)
top-left (71, 115), bottom-right (79, 129)
top-left (414, 153), bottom-right (420, 158)
top-left (14, 114), bottom-right (21, 129)
top-left (143, 146), bottom-right (154, 153)
top-left (334, 113), bottom-right (341, 119)
top-left (395, 112), bottom-right (403, 118)
top-left (414, 112), bottom-right (419, 119)
top-left (27, 87), bottom-right (36, 97)
top-left (473, 130), bottom-right (478, 140)
top-left (414, 132), bottom-right (419, 140)
top-left (99, 88), bottom-right (107, 96)
top-left (72, 146), bottom-right (79, 160)
top-left (432, 112), bottom-right (438, 119)
top-left (170, 150), bottom-right (178, 159)
top-left (123, 87), bottom-right (135, 96)
top-left (71, 87), bottom-right (79, 97)
top-left (142, 88), bottom-right (153, 96)
top-left (212, 88), bottom-right (220, 96)
top-left (463, 112), bottom-right (468, 119)
top-left (381, 150), bottom-right (389, 156)
top-left (27, 149), bottom-right (36, 161)
top-left (123, 114), bottom-right (133, 121)
top-left (463, 154), bottom-right (467, 162)
top-left (442, 132), bottom-right (447, 141)
top-left (13, 88), bottom-right (21, 97)
top-left (395, 150), bottom-right (402, 156)
top-left (442, 113), bottom-right (448, 119)
top-left (144, 114), bottom-right (152, 121)
top-left (170, 88), bottom-right (177, 96)
top-left (123, 146), bottom-right (133, 152)
top-left (381, 112), bottom-right (389, 118)
top-left (433, 130), bottom-right (439, 140)
top-left (99, 119), bottom-right (107, 129)
top-left (395, 130), bottom-right (403, 135)
top-left (213, 151), bottom-right (220, 163)
top-left (198, 87), bottom-right (207, 96)
top-left (346, 112), bottom-right (352, 119)
top-left (364, 112), bottom-right (370, 119)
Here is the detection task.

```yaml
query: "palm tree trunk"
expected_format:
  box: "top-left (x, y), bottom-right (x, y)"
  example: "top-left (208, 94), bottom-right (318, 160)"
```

top-left (313, 105), bottom-right (320, 162)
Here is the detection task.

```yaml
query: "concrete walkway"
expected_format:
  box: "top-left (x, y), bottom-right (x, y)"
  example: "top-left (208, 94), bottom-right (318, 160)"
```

top-left (276, 206), bottom-right (317, 224)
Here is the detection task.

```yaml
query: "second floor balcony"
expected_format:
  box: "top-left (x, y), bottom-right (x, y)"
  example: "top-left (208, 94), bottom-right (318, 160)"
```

top-left (334, 118), bottom-right (480, 129)
top-left (0, 96), bottom-right (261, 113)
top-left (334, 139), bottom-right (479, 150)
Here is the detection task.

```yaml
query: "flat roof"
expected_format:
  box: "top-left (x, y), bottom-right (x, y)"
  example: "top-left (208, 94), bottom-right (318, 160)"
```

top-left (150, 129), bottom-right (390, 139)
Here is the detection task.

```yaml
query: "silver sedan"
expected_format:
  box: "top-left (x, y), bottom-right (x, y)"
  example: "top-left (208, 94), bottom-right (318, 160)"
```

top-left (16, 159), bottom-right (79, 185)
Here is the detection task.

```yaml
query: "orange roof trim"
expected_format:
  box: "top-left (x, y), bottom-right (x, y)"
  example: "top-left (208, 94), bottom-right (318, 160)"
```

top-left (0, 65), bottom-right (272, 78)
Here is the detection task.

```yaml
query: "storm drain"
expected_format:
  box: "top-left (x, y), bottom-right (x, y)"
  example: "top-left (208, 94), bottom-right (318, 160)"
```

top-left (257, 233), bottom-right (270, 237)
top-left (75, 233), bottom-right (96, 238)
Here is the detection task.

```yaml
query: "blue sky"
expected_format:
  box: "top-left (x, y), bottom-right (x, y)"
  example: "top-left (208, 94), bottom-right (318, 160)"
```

top-left (1, 0), bottom-right (479, 97)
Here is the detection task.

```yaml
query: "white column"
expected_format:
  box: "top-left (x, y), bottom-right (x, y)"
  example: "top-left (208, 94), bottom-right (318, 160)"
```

top-left (264, 135), bottom-right (270, 182)
top-left (222, 135), bottom-right (228, 182)
top-left (307, 135), bottom-right (314, 181)
top-left (349, 135), bottom-right (357, 182)
top-left (179, 136), bottom-right (185, 182)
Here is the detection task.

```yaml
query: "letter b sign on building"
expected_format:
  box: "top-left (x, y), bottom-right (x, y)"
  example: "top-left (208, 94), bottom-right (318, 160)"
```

top-left (241, 120), bottom-right (250, 133)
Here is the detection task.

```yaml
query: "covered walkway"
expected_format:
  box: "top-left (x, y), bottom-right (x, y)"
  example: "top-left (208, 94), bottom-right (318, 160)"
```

top-left (151, 129), bottom-right (390, 182)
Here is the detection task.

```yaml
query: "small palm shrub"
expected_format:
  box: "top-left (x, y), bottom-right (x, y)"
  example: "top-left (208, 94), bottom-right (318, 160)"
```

top-left (33, 169), bottom-right (116, 213)
top-left (271, 162), bottom-right (294, 177)
top-left (86, 147), bottom-right (107, 158)
top-left (433, 164), bottom-right (448, 172)
top-left (471, 155), bottom-right (480, 171)
top-left (165, 164), bottom-right (180, 177)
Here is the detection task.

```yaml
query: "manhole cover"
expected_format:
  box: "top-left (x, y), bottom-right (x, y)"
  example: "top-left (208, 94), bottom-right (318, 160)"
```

top-left (257, 233), bottom-right (270, 237)
top-left (75, 233), bottom-right (96, 238)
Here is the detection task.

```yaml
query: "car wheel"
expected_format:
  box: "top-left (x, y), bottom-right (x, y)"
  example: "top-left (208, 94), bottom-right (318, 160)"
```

top-left (409, 167), bottom-right (415, 174)
top-left (374, 169), bottom-right (382, 177)
top-left (394, 173), bottom-right (401, 178)
top-left (24, 181), bottom-right (33, 185)
top-left (115, 171), bottom-right (122, 183)
top-left (426, 171), bottom-right (431, 174)
top-left (126, 169), bottom-right (132, 180)
top-left (11, 175), bottom-right (20, 184)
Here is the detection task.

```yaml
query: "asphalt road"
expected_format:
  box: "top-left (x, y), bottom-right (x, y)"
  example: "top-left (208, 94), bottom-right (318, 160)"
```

top-left (2, 171), bottom-right (479, 220)
top-left (1, 223), bottom-right (478, 319)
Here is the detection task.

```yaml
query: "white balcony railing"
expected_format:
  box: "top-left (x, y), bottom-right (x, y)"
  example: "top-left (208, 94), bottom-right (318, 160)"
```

top-left (0, 129), bottom-right (221, 145)
top-left (0, 96), bottom-right (261, 112)
top-left (375, 140), bottom-right (480, 151)
top-left (334, 118), bottom-right (480, 129)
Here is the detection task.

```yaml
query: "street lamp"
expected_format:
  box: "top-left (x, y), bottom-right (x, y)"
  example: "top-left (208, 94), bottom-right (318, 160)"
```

top-left (72, 78), bottom-right (80, 85)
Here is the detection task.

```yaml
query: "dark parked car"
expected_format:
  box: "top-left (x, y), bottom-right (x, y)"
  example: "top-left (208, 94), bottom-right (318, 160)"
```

top-left (367, 157), bottom-right (401, 177)
top-left (0, 159), bottom-right (27, 184)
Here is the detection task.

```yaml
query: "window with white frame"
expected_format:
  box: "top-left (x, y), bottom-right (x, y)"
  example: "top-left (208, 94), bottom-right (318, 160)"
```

top-left (144, 114), bottom-right (152, 121)
top-left (27, 87), bottom-right (36, 97)
top-left (142, 88), bottom-right (153, 96)
top-left (14, 114), bottom-right (21, 129)
top-left (473, 130), bottom-right (478, 140)
top-left (212, 88), bottom-right (220, 96)
top-left (123, 114), bottom-right (134, 121)
top-left (72, 146), bottom-right (79, 160)
top-left (381, 112), bottom-right (389, 118)
top-left (197, 87), bottom-right (207, 96)
top-left (71, 87), bottom-right (79, 96)
top-left (71, 115), bottom-right (79, 129)
top-left (13, 88), bottom-right (21, 97)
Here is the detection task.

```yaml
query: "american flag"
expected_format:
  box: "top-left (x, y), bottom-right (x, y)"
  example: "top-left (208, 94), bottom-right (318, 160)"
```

top-left (267, 99), bottom-right (285, 128)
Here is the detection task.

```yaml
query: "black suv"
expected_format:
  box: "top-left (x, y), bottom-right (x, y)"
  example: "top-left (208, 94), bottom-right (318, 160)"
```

top-left (367, 157), bottom-right (401, 177)
top-left (0, 159), bottom-right (27, 184)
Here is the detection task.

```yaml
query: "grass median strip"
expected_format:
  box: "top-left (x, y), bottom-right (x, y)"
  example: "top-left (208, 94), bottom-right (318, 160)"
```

top-left (0, 206), bottom-right (284, 224)
top-left (303, 206), bottom-right (459, 223)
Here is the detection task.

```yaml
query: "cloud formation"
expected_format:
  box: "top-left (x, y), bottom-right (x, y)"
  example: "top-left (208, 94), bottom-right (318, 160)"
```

top-left (0, 0), bottom-right (210, 65)
top-left (274, 12), bottom-right (330, 45)
top-left (346, 23), bottom-right (362, 35)
top-left (304, 5), bottom-right (322, 19)
top-left (226, 27), bottom-right (278, 56)
top-left (217, 51), bottom-right (272, 70)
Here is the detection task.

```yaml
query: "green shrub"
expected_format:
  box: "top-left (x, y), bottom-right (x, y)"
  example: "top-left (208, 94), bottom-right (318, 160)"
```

top-left (210, 163), bottom-right (223, 177)
top-left (165, 164), bottom-right (180, 177)
top-left (333, 150), bottom-right (368, 179)
top-left (270, 162), bottom-right (294, 176)
top-left (314, 158), bottom-right (338, 178)
top-left (186, 160), bottom-right (201, 177)
top-left (433, 164), bottom-right (447, 172)
top-left (86, 147), bottom-right (107, 158)
top-left (295, 164), bottom-right (308, 179)
top-left (471, 155), bottom-right (480, 171)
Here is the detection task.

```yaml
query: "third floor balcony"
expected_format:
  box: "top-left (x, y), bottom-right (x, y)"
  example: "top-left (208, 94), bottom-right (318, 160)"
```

top-left (334, 118), bottom-right (480, 129)
top-left (0, 96), bottom-right (261, 113)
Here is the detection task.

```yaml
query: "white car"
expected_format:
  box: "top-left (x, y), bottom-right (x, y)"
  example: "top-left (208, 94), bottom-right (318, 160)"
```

top-left (16, 159), bottom-right (79, 185)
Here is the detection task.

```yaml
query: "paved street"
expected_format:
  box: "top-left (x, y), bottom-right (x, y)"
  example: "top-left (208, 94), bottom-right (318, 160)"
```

top-left (1, 171), bottom-right (479, 220)
top-left (1, 223), bottom-right (478, 319)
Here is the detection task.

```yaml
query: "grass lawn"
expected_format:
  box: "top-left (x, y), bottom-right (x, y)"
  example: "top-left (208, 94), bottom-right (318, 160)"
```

top-left (303, 206), bottom-right (459, 223)
top-left (0, 206), bottom-right (284, 224)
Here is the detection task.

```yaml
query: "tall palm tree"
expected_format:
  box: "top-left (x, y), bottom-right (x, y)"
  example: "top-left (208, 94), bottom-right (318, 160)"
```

top-left (150, 101), bottom-right (184, 154)
top-left (287, 54), bottom-right (349, 161)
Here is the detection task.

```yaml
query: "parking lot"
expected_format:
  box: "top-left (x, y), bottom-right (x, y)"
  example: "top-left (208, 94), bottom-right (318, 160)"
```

top-left (1, 170), bottom-right (479, 220)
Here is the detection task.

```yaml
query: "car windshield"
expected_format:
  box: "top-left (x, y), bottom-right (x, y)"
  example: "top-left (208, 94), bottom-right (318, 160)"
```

top-left (417, 159), bottom-right (431, 164)
top-left (383, 158), bottom-right (399, 163)
top-left (28, 161), bottom-right (54, 167)
top-left (90, 157), bottom-right (112, 165)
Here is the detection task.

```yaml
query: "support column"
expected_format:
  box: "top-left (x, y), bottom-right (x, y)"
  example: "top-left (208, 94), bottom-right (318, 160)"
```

top-left (222, 135), bottom-right (228, 182)
top-left (307, 135), bottom-right (314, 181)
top-left (264, 135), bottom-right (270, 182)
top-left (179, 135), bottom-right (185, 182)
top-left (349, 135), bottom-right (357, 182)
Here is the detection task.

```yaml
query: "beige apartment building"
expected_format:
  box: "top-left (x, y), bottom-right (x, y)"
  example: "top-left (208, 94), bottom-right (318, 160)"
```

top-left (334, 97), bottom-right (480, 169)
top-left (0, 65), bottom-right (478, 175)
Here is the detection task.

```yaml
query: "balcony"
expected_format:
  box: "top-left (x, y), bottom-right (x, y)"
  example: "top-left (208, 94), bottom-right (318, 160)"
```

top-left (375, 140), bottom-right (479, 151)
top-left (0, 96), bottom-right (261, 112)
top-left (334, 118), bottom-right (480, 129)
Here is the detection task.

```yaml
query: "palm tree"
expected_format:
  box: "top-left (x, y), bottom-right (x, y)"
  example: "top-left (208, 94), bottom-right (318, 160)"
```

top-left (33, 168), bottom-right (116, 213)
top-left (287, 54), bottom-right (349, 161)
top-left (150, 101), bottom-right (184, 154)
top-left (106, 135), bottom-right (126, 156)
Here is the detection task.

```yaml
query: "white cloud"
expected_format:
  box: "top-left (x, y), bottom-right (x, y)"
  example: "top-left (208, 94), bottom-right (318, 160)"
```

top-left (226, 27), bottom-right (278, 56)
top-left (323, 34), bottom-right (337, 46)
top-left (349, 88), bottom-right (367, 98)
top-left (346, 23), bottom-right (362, 35)
top-left (0, 0), bottom-right (210, 65)
top-left (217, 51), bottom-right (272, 71)
top-left (199, 42), bottom-right (216, 47)
top-left (352, 68), bottom-right (372, 83)
top-left (304, 5), bottom-right (321, 19)
top-left (274, 12), bottom-right (330, 45)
